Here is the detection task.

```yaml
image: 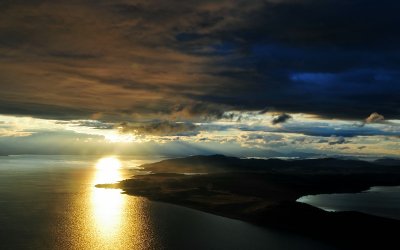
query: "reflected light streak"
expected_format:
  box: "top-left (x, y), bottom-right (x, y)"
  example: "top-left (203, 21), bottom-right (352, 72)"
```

top-left (92, 157), bottom-right (124, 239)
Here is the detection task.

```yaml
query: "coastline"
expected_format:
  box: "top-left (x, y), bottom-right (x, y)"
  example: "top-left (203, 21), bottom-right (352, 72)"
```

top-left (97, 174), bottom-right (400, 249)
top-left (297, 185), bottom-right (400, 220)
top-left (97, 156), bottom-right (400, 249)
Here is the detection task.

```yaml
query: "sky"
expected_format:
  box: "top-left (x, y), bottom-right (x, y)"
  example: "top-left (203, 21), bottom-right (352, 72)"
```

top-left (0, 0), bottom-right (399, 158)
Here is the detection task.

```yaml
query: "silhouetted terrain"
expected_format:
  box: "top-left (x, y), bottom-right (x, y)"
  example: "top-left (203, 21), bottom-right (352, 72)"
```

top-left (140, 154), bottom-right (400, 174)
top-left (374, 158), bottom-right (400, 166)
top-left (97, 155), bottom-right (400, 249)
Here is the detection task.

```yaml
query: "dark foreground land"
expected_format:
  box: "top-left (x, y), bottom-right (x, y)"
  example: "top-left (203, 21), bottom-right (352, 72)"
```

top-left (97, 155), bottom-right (400, 249)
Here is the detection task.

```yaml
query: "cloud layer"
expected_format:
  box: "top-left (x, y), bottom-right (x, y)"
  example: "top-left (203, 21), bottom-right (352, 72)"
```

top-left (0, 0), bottom-right (399, 123)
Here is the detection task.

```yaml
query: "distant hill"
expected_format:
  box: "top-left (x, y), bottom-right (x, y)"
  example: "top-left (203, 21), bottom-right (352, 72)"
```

top-left (374, 158), bottom-right (400, 166)
top-left (140, 154), bottom-right (400, 174)
top-left (99, 154), bottom-right (400, 249)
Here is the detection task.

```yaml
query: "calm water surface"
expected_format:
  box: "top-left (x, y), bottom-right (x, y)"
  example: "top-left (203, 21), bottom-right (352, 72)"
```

top-left (298, 186), bottom-right (400, 220)
top-left (0, 155), bottom-right (334, 250)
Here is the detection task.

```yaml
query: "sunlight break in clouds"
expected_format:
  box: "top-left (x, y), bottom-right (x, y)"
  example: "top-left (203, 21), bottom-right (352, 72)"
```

top-left (1, 111), bottom-right (398, 158)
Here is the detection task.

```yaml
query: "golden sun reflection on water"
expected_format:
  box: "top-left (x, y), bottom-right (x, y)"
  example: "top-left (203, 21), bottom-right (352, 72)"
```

top-left (92, 157), bottom-right (125, 239)
top-left (81, 156), bottom-right (155, 249)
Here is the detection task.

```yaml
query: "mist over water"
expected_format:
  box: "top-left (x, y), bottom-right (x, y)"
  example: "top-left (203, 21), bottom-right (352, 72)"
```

top-left (0, 155), bottom-right (334, 250)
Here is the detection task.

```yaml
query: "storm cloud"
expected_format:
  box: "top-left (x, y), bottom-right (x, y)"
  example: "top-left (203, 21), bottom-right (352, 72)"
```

top-left (119, 121), bottom-right (198, 136)
top-left (0, 0), bottom-right (399, 122)
top-left (366, 112), bottom-right (385, 124)
top-left (271, 113), bottom-right (292, 125)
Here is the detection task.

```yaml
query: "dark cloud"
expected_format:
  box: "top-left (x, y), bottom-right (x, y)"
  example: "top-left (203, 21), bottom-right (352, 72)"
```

top-left (72, 120), bottom-right (114, 130)
top-left (0, 0), bottom-right (399, 121)
top-left (170, 102), bottom-right (226, 121)
top-left (237, 121), bottom-right (400, 138)
top-left (271, 113), bottom-right (292, 125)
top-left (258, 107), bottom-right (269, 115)
top-left (355, 112), bottom-right (386, 127)
top-left (328, 136), bottom-right (346, 145)
top-left (366, 112), bottom-right (385, 124)
top-left (0, 99), bottom-right (94, 120)
top-left (119, 121), bottom-right (198, 136)
top-left (238, 0), bottom-right (400, 49)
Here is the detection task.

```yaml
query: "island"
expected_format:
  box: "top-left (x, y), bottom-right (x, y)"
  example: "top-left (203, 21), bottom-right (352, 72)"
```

top-left (97, 155), bottom-right (400, 249)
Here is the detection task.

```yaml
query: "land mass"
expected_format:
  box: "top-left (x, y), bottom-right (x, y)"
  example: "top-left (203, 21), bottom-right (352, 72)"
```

top-left (97, 155), bottom-right (400, 249)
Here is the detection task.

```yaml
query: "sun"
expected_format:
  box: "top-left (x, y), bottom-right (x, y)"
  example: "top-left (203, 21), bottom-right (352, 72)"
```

top-left (94, 157), bottom-right (122, 185)
top-left (96, 157), bottom-right (122, 171)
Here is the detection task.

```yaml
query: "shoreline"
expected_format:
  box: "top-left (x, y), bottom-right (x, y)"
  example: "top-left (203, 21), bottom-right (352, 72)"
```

top-left (97, 174), bottom-right (400, 249)
top-left (97, 155), bottom-right (400, 249)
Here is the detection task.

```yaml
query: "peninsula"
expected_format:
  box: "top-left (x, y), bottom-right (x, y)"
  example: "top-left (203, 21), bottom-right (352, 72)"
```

top-left (97, 155), bottom-right (400, 249)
